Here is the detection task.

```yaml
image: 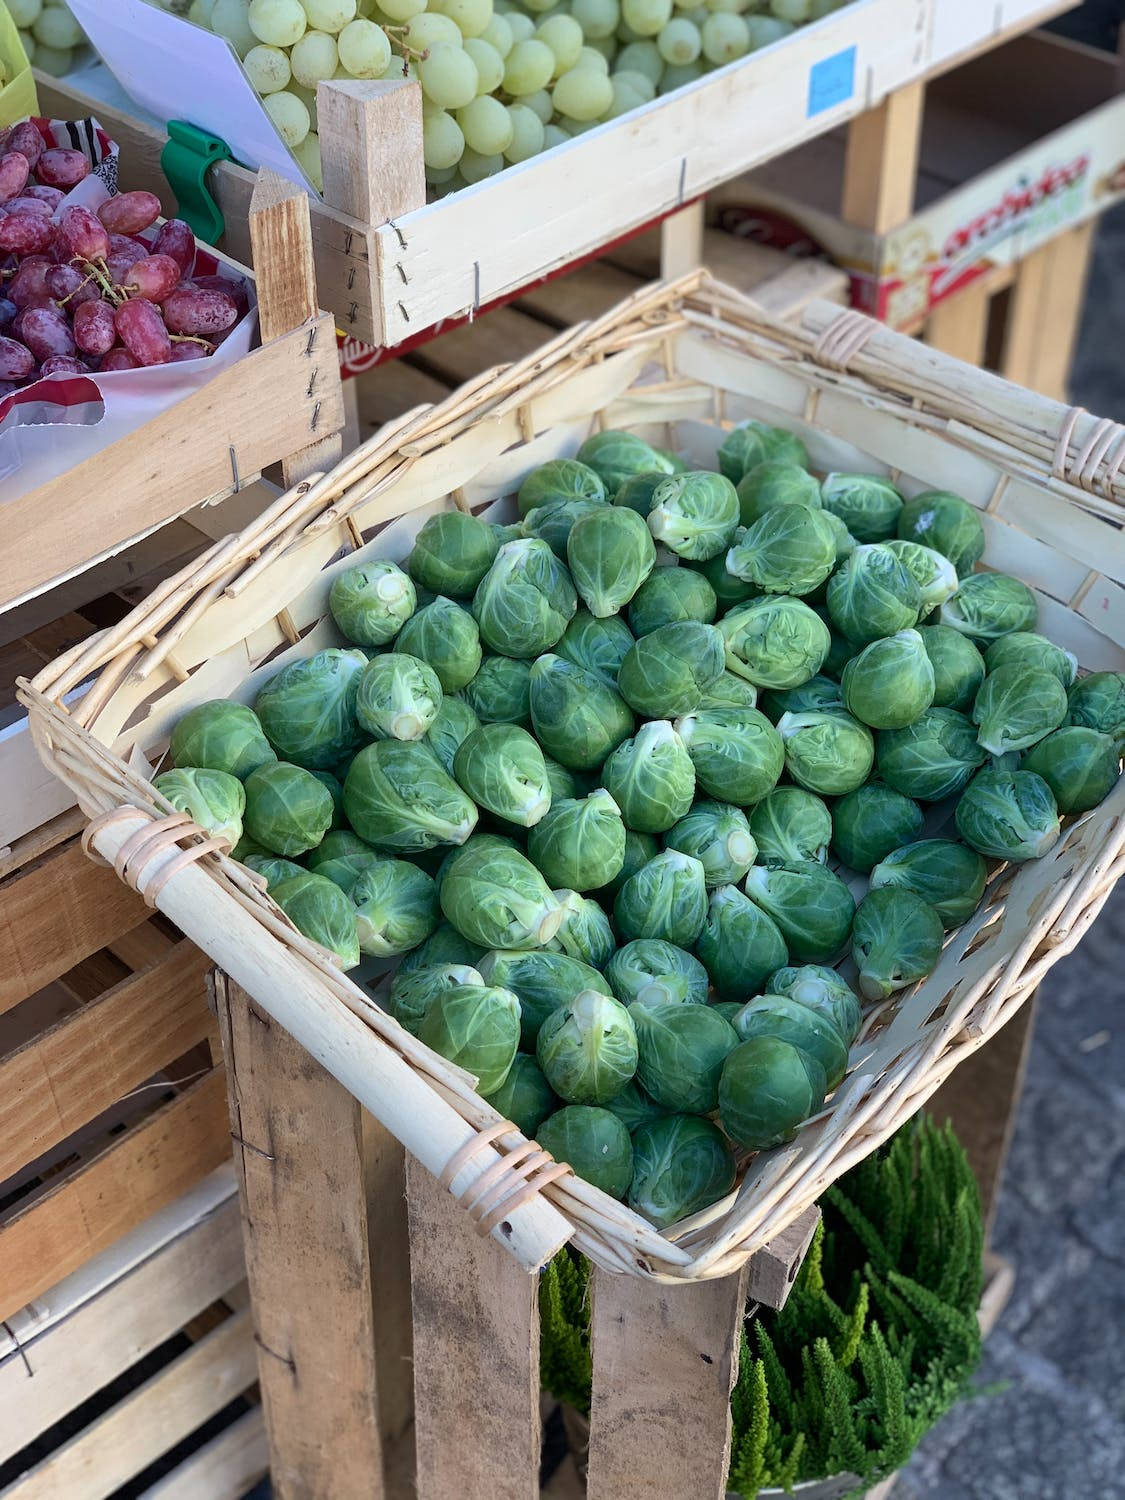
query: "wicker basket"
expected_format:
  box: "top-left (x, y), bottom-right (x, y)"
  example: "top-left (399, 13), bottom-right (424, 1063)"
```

top-left (20, 272), bottom-right (1125, 1283)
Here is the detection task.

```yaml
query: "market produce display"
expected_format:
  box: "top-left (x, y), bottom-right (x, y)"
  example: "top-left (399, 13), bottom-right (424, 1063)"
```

top-left (163, 420), bottom-right (1123, 1231)
top-left (6, 0), bottom-right (86, 76)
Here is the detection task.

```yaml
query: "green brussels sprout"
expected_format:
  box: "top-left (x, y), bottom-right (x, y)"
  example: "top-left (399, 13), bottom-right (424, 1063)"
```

top-left (821, 626), bottom-right (856, 679)
top-left (576, 430), bottom-right (675, 492)
top-left (566, 505), bottom-right (656, 618)
top-left (517, 457), bottom-right (607, 516)
top-left (170, 701), bottom-right (277, 780)
top-left (777, 710), bottom-right (874, 796)
top-left (527, 789), bottom-right (626, 891)
top-left (745, 862), bottom-right (855, 963)
top-left (230, 832), bottom-right (266, 863)
top-left (536, 989), bottom-right (638, 1104)
top-left (955, 769), bottom-right (1061, 860)
top-left (726, 505), bottom-right (838, 597)
top-left (749, 787), bottom-right (832, 868)
top-left (483, 1055), bottom-right (558, 1139)
top-left (614, 849), bottom-right (707, 947)
top-left (628, 566), bottom-right (717, 637)
top-left (409, 511), bottom-right (499, 598)
top-left (647, 472), bottom-right (741, 562)
top-left (826, 544), bottom-right (921, 646)
top-left (613, 472), bottom-right (670, 518)
top-left (896, 491), bottom-right (985, 576)
top-left (462, 655), bottom-right (532, 725)
top-left (356, 653), bottom-right (443, 742)
top-left (352, 858), bottom-right (438, 956)
top-left (478, 949), bottom-right (604, 1047)
top-left (665, 801), bottom-right (757, 886)
top-left (917, 625), bottom-right (986, 710)
top-left (735, 461), bottom-right (822, 528)
top-left (940, 572), bottom-right (1037, 644)
top-left (453, 723), bottom-right (551, 828)
top-left (1066, 672), bottom-right (1125, 751)
top-left (604, 938), bottom-right (710, 1009)
top-left (419, 982), bottom-right (522, 1093)
top-left (883, 539), bottom-right (959, 614)
top-left (542, 756), bottom-right (589, 803)
top-left (329, 560), bottom-right (416, 648)
top-left (831, 784), bottom-right (923, 872)
top-left (985, 632), bottom-right (1077, 689)
top-left (870, 839), bottom-right (988, 929)
top-left (696, 884), bottom-right (789, 999)
top-left (602, 1079), bottom-right (667, 1133)
top-left (877, 707), bottom-right (987, 802)
top-left (536, 1106), bottom-right (633, 1198)
top-left (243, 853), bottom-right (305, 889)
top-left (718, 421), bottom-right (808, 485)
top-left (307, 828), bottom-right (381, 894)
top-left (719, 1037), bottom-right (826, 1150)
top-left (601, 829), bottom-right (660, 897)
top-left (767, 965), bottom-right (861, 1045)
top-left (820, 473), bottom-right (903, 543)
top-left (688, 546), bottom-right (759, 610)
top-left (760, 675), bottom-right (843, 721)
top-left (472, 539), bottom-right (577, 658)
top-left (820, 509), bottom-right (858, 564)
top-left (523, 498), bottom-right (609, 560)
top-left (555, 610), bottom-right (635, 689)
top-left (398, 921), bottom-right (486, 972)
top-left (270, 871), bottom-right (361, 969)
top-left (972, 664), bottom-right (1068, 756)
top-left (1023, 726), bottom-right (1120, 814)
top-left (675, 707), bottom-right (783, 807)
top-left (490, 522), bottom-right (525, 547)
top-left (425, 695), bottom-right (481, 775)
top-left (718, 597), bottom-right (831, 689)
top-left (601, 721), bottom-right (696, 834)
top-left (632, 1003), bottom-right (739, 1113)
top-left (851, 887), bottom-right (944, 1001)
top-left (709, 1001), bottom-right (746, 1025)
top-left (617, 620), bottom-right (726, 717)
top-left (732, 994), bottom-right (848, 1091)
top-left (153, 766), bottom-right (245, 849)
top-left (310, 770), bottom-right (345, 828)
top-left (628, 1114), bottom-right (736, 1228)
top-left (546, 891), bottom-right (617, 968)
top-left (841, 629), bottom-right (936, 730)
top-left (433, 834), bottom-right (518, 900)
top-left (529, 654), bottom-right (635, 771)
top-left (243, 761), bottom-right (333, 856)
top-left (255, 648), bottom-right (367, 769)
top-left (440, 840), bottom-right (560, 949)
top-left (697, 671), bottom-right (761, 712)
top-left (388, 962), bottom-right (483, 1036)
top-left (344, 741), bottom-right (478, 852)
top-left (395, 598), bottom-right (482, 693)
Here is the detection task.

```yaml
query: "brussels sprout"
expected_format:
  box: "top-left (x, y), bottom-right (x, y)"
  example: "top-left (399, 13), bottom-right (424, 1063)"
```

top-left (917, 625), bottom-right (986, 711)
top-left (576, 430), bottom-right (675, 492)
top-left (440, 840), bottom-right (560, 949)
top-left (821, 626), bottom-right (856, 679)
top-left (735, 461), bottom-right (822, 528)
top-left (517, 457), bottom-right (607, 516)
top-left (820, 473), bottom-right (903, 543)
top-left (389, 962), bottom-right (484, 1036)
top-left (617, 621), bottom-right (726, 717)
top-left (523, 499), bottom-right (609, 560)
top-left (601, 722), bottom-right (696, 834)
top-left (483, 1055), bottom-right (558, 1139)
top-left (732, 994), bottom-right (848, 1091)
top-left (820, 509), bottom-right (858, 564)
top-left (351, 858), bottom-right (438, 956)
top-left (696, 884), bottom-right (789, 998)
top-left (425, 695), bottom-right (481, 775)
top-left (851, 887), bottom-right (944, 1001)
top-left (355, 653), bottom-right (443, 742)
top-left (310, 770), bottom-right (345, 829)
top-left (674, 708), bottom-right (783, 809)
top-left (777, 710), bottom-right (874, 796)
top-left (883, 540), bottom-right (959, 615)
top-left (1066, 672), bottom-right (1125, 751)
top-left (307, 829), bottom-right (382, 893)
top-left (243, 761), bottom-right (333, 856)
top-left (831, 784), bottom-right (923, 872)
top-left (726, 506), bottom-right (838, 597)
top-left (759, 675), bottom-right (843, 722)
top-left (528, 655), bottom-right (635, 771)
top-left (419, 983), bottom-right (522, 1093)
top-left (613, 472), bottom-right (670, 518)
top-left (409, 510), bottom-right (499, 598)
top-left (602, 1079), bottom-right (667, 1133)
top-left (985, 632), bottom-right (1078, 689)
top-left (718, 597), bottom-right (831, 689)
top-left (955, 769), bottom-right (1061, 860)
top-left (398, 921), bottom-right (486, 973)
top-left (744, 863), bottom-right (855, 963)
top-left (490, 523), bottom-right (524, 547)
top-left (628, 1114), bottom-right (737, 1228)
top-left (153, 766), bottom-right (245, 849)
top-left (897, 491), bottom-right (985, 576)
top-left (633, 1003), bottom-right (739, 1113)
top-left (547, 891), bottom-right (617, 969)
top-left (170, 701), bottom-right (277, 780)
top-left (602, 830), bottom-right (661, 897)
top-left (972, 665), bottom-right (1068, 756)
top-left (329, 561), bottom-right (416, 647)
top-left (688, 547), bottom-right (759, 610)
top-left (527, 789), bottom-right (626, 891)
top-left (749, 788), bottom-right (832, 868)
top-left (453, 724), bottom-right (551, 828)
top-left (462, 655), bottom-right (533, 725)
top-left (536, 989), bottom-right (638, 1104)
top-left (255, 648), bottom-right (366, 769)
top-left (1023, 726), bottom-right (1120, 814)
top-left (395, 598), bottom-right (482, 694)
top-left (941, 573), bottom-right (1037, 644)
top-left (841, 629), bottom-right (936, 730)
top-left (717, 421), bottom-right (808, 485)
top-left (537, 1106), bottom-right (633, 1197)
top-left (767, 965), bottom-right (861, 1045)
top-left (647, 472), bottom-right (741, 561)
top-left (614, 849), bottom-right (708, 947)
top-left (628, 566), bottom-right (717, 637)
top-left (665, 801), bottom-right (757, 886)
top-left (719, 1037), bottom-right (826, 1150)
top-left (432, 834), bottom-right (519, 901)
top-left (605, 939), bottom-right (710, 1009)
top-left (472, 539), bottom-right (577, 658)
top-left (543, 756), bottom-right (589, 803)
top-left (231, 833), bottom-right (267, 863)
top-left (344, 741), bottom-right (478, 852)
top-left (478, 949), bottom-right (604, 1047)
top-left (566, 505), bottom-right (656, 618)
top-left (826, 545), bottom-right (921, 646)
top-left (870, 839), bottom-right (988, 929)
top-left (709, 1001), bottom-right (746, 1026)
top-left (555, 610), bottom-right (635, 688)
top-left (243, 853), bottom-right (305, 890)
top-left (270, 871), bottom-right (360, 969)
top-left (876, 708), bottom-right (986, 802)
top-left (697, 671), bottom-right (761, 712)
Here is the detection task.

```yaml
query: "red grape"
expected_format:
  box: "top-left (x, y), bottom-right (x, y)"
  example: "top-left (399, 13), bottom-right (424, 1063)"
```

top-left (0, 335), bottom-right (35, 380)
top-left (25, 184), bottom-right (63, 208)
top-left (73, 298), bottom-right (117, 356)
top-left (0, 298), bottom-right (15, 331)
top-left (192, 272), bottom-right (251, 320)
top-left (36, 149), bottom-right (91, 190)
top-left (124, 253), bottom-right (182, 301)
top-left (50, 264), bottom-right (100, 308)
top-left (21, 305), bottom-right (76, 363)
top-left (0, 379), bottom-right (17, 396)
top-left (98, 191), bottom-right (162, 236)
top-left (4, 196), bottom-right (52, 218)
top-left (163, 285), bottom-right (237, 336)
top-left (101, 345), bottom-right (140, 371)
top-left (0, 152), bottom-right (30, 203)
top-left (0, 214), bottom-right (55, 255)
top-left (115, 298), bottom-right (171, 366)
top-left (152, 218), bottom-right (196, 277)
top-left (170, 340), bottom-right (209, 362)
top-left (40, 354), bottom-right (86, 375)
top-left (57, 206), bottom-right (110, 263)
top-left (9, 257), bottom-right (52, 308)
top-left (8, 122), bottom-right (44, 172)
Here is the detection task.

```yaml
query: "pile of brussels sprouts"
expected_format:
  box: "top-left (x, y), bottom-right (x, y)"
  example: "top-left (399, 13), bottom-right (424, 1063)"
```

top-left (156, 421), bottom-right (1125, 1231)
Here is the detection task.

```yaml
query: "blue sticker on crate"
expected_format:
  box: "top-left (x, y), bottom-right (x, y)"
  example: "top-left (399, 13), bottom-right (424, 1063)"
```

top-left (807, 46), bottom-right (856, 117)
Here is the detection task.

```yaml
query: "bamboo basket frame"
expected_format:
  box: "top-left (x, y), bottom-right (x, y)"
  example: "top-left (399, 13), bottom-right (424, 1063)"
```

top-left (20, 270), bottom-right (1125, 1283)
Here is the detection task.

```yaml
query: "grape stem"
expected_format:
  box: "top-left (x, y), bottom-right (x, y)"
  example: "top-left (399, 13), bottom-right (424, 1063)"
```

top-left (169, 333), bottom-right (217, 351)
top-left (76, 256), bottom-right (127, 307)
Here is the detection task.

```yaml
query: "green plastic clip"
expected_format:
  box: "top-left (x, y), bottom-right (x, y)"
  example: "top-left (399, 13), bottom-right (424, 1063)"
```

top-left (161, 121), bottom-right (233, 245)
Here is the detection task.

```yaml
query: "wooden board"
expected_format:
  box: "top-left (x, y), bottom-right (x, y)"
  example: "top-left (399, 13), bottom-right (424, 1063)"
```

top-left (411, 305), bottom-right (556, 387)
top-left (137, 1408), bottom-right (269, 1500)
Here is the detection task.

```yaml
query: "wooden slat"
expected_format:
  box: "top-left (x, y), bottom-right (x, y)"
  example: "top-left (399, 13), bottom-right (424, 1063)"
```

top-left (412, 305), bottom-right (554, 387)
top-left (925, 279), bottom-right (993, 367)
top-left (363, 1113), bottom-right (415, 1448)
top-left (356, 360), bottom-right (455, 434)
top-left (318, 78), bottom-right (426, 229)
top-left (745, 1205), bottom-right (820, 1310)
top-left (515, 262), bottom-right (645, 328)
top-left (660, 201), bottom-right (706, 278)
top-left (138, 1408), bottom-right (269, 1500)
top-left (1007, 222), bottom-right (1095, 400)
top-left (840, 80), bottom-right (927, 232)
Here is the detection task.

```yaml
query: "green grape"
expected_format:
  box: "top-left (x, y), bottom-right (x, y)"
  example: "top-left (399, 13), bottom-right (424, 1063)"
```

top-left (704, 0), bottom-right (749, 12)
top-left (552, 65), bottom-right (613, 119)
top-left (612, 64), bottom-right (655, 97)
top-left (33, 4), bottom-right (82, 48)
top-left (521, 0), bottom-right (557, 12)
top-left (189, 0), bottom-right (217, 23)
top-left (656, 16), bottom-right (699, 60)
top-left (247, 0), bottom-right (307, 46)
top-left (463, 36), bottom-right (504, 89)
top-left (264, 89), bottom-right (312, 144)
top-left (505, 102), bottom-right (546, 160)
top-left (542, 122), bottom-right (570, 148)
top-left (571, 0), bottom-right (619, 37)
top-left (746, 13), bottom-right (792, 42)
top-left (287, 78), bottom-right (318, 124)
top-left (536, 12), bottom-right (584, 72)
top-left (380, 51), bottom-right (417, 79)
top-left (771, 0), bottom-right (810, 17)
top-left (337, 17), bottom-right (392, 73)
top-left (244, 42), bottom-right (292, 92)
top-left (292, 130), bottom-right (323, 189)
top-left (577, 43), bottom-right (610, 71)
top-left (701, 9), bottom-right (747, 58)
top-left (457, 94), bottom-right (515, 154)
top-left (614, 37), bottom-right (663, 81)
top-left (419, 41), bottom-right (479, 107)
top-left (290, 28), bottom-right (339, 83)
top-left (502, 37), bottom-right (555, 93)
top-left (6, 0), bottom-right (41, 24)
top-left (479, 11), bottom-right (513, 52)
top-left (460, 146), bottom-right (505, 181)
top-left (505, 10), bottom-right (535, 40)
top-left (521, 87), bottom-right (554, 122)
top-left (616, 15), bottom-right (642, 41)
top-left (584, 33), bottom-right (618, 59)
top-left (303, 0), bottom-right (357, 29)
top-left (426, 162), bottom-right (460, 184)
top-left (657, 56), bottom-right (700, 88)
top-left (430, 0), bottom-right (493, 36)
top-left (378, 0), bottom-right (425, 18)
top-left (422, 107), bottom-right (466, 168)
top-left (607, 74), bottom-right (646, 115)
top-left (212, 0), bottom-right (258, 54)
top-left (403, 10), bottom-right (461, 47)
